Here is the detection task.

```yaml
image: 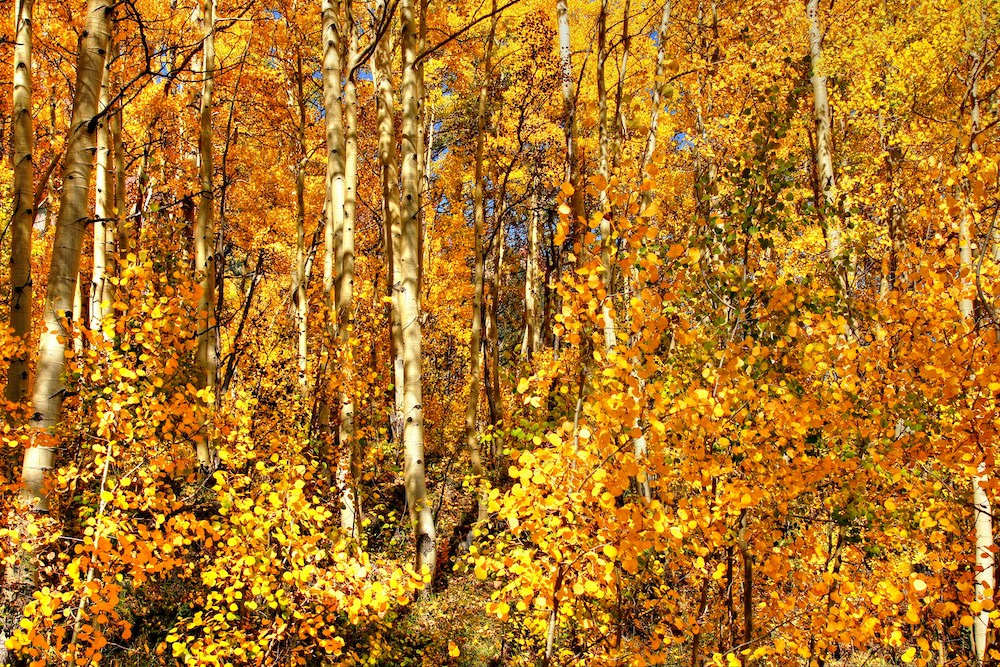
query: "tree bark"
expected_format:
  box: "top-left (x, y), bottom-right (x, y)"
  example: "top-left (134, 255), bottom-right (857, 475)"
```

top-left (415, 0), bottom-right (428, 305)
top-left (521, 189), bottom-right (541, 361)
top-left (5, 0), bottom-right (34, 406)
top-left (487, 213), bottom-right (505, 428)
top-left (596, 0), bottom-right (616, 353)
top-left (91, 37), bottom-right (114, 330)
top-left (371, 2), bottom-right (405, 447)
top-left (960, 45), bottom-right (994, 666)
top-left (640, 0), bottom-right (672, 209)
top-left (292, 46), bottom-right (309, 393)
top-left (194, 0), bottom-right (219, 471)
top-left (806, 0), bottom-right (847, 294)
top-left (465, 0), bottom-right (498, 522)
top-left (319, 0), bottom-right (346, 443)
top-left (338, 0), bottom-right (360, 535)
top-left (401, 0), bottom-right (436, 586)
top-left (24, 0), bottom-right (112, 509)
top-left (556, 0), bottom-right (584, 223)
top-left (111, 57), bottom-right (127, 258)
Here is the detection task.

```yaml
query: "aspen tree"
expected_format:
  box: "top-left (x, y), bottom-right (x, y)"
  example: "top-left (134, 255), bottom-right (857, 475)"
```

top-left (487, 210), bottom-right (506, 427)
top-left (521, 188), bottom-right (541, 360)
top-left (556, 0), bottom-right (584, 223)
top-left (401, 0), bottom-right (436, 584)
top-left (640, 0), bottom-right (672, 206)
top-left (5, 0), bottom-right (34, 405)
top-left (416, 0), bottom-right (427, 303)
top-left (24, 0), bottom-right (112, 510)
top-left (2, 1), bottom-right (36, 653)
top-left (338, 0), bottom-right (360, 534)
top-left (194, 0), bottom-right (219, 471)
top-left (960, 41), bottom-right (994, 666)
top-left (292, 45), bottom-right (309, 392)
top-left (111, 60), bottom-right (127, 257)
top-left (320, 0), bottom-right (346, 440)
top-left (806, 0), bottom-right (847, 293)
top-left (466, 0), bottom-right (499, 521)
top-left (596, 0), bottom-right (615, 352)
top-left (91, 40), bottom-right (114, 330)
top-left (371, 0), bottom-right (405, 445)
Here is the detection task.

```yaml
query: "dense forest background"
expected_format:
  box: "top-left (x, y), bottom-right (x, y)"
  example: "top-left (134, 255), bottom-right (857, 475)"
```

top-left (1, 0), bottom-right (1000, 664)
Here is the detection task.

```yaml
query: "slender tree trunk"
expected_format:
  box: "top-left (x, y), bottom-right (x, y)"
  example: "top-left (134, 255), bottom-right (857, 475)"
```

top-left (465, 0), bottom-right (498, 522)
top-left (556, 0), bottom-right (584, 223)
top-left (612, 0), bottom-right (630, 180)
top-left (596, 0), bottom-right (616, 353)
top-left (401, 0), bottom-right (436, 585)
top-left (415, 0), bottom-right (427, 305)
top-left (2, 3), bottom-right (37, 653)
top-left (640, 0), bottom-right (672, 208)
top-left (24, 0), bottom-right (112, 510)
top-left (111, 60), bottom-right (127, 258)
top-left (5, 0), bottom-right (35, 406)
top-left (293, 48), bottom-right (309, 393)
top-left (737, 510), bottom-right (753, 646)
top-left (960, 47), bottom-right (994, 666)
top-left (487, 215), bottom-right (505, 427)
top-left (371, 4), bottom-right (405, 446)
top-left (338, 0), bottom-right (361, 535)
top-left (91, 39), bottom-right (113, 330)
top-left (131, 143), bottom-right (150, 243)
top-left (320, 0), bottom-right (346, 443)
top-left (522, 189), bottom-right (541, 361)
top-left (806, 0), bottom-right (847, 294)
top-left (597, 0), bottom-right (609, 201)
top-left (194, 0), bottom-right (218, 470)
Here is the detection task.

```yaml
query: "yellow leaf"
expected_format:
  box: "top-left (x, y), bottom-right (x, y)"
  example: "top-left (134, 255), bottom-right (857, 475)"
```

top-left (901, 647), bottom-right (916, 664)
top-left (448, 641), bottom-right (460, 658)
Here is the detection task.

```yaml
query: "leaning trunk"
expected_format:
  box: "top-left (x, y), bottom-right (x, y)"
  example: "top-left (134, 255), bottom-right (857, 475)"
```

top-left (24, 0), bottom-right (112, 512)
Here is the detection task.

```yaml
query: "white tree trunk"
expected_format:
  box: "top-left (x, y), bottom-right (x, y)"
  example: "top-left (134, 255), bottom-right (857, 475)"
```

top-left (338, 0), bottom-right (360, 535)
top-left (25, 0), bottom-right (112, 510)
top-left (806, 0), bottom-right (846, 293)
top-left (371, 4), bottom-right (405, 446)
top-left (91, 41), bottom-right (113, 330)
top-left (401, 0), bottom-right (436, 585)
top-left (194, 0), bottom-right (218, 471)
top-left (5, 0), bottom-right (35, 406)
